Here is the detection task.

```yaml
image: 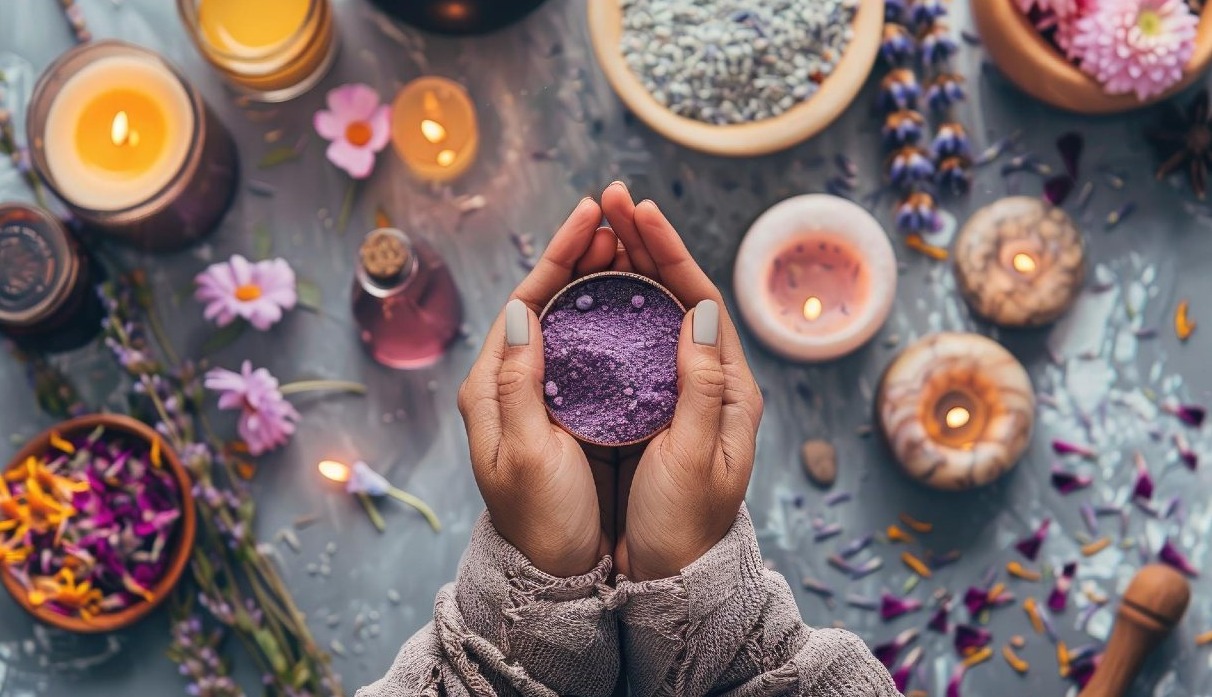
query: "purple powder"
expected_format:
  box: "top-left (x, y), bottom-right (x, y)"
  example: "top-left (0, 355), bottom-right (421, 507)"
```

top-left (542, 274), bottom-right (683, 445)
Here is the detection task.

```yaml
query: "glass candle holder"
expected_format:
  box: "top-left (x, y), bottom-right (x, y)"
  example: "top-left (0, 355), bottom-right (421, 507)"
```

top-left (391, 77), bottom-right (479, 182)
top-left (368, 0), bottom-right (549, 35)
top-left (26, 41), bottom-right (238, 251)
top-left (876, 332), bottom-right (1035, 491)
top-left (178, 0), bottom-right (338, 103)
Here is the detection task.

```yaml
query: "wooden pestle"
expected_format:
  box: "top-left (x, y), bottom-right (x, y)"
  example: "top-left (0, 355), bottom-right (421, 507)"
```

top-left (1078, 564), bottom-right (1190, 697)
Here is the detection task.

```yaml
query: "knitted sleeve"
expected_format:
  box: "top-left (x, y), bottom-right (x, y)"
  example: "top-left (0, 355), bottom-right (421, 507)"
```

top-left (356, 512), bottom-right (620, 697)
top-left (615, 506), bottom-right (901, 697)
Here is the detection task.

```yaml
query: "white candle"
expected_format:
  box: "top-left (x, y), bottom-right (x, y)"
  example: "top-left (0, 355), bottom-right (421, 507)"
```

top-left (43, 53), bottom-right (194, 212)
top-left (734, 194), bottom-right (898, 362)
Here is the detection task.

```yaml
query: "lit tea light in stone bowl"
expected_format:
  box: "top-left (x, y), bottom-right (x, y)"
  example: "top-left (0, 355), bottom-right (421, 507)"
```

top-left (953, 197), bottom-right (1085, 328)
top-left (876, 332), bottom-right (1035, 491)
top-left (734, 194), bottom-right (897, 363)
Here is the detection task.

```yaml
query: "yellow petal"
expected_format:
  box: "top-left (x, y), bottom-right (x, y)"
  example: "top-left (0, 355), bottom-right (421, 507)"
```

top-left (150, 437), bottom-right (162, 469)
top-left (49, 432), bottom-right (75, 454)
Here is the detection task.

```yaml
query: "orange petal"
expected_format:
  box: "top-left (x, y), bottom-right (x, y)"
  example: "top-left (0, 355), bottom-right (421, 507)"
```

top-left (1176, 299), bottom-right (1196, 341)
top-left (49, 432), bottom-right (75, 454)
top-left (906, 234), bottom-right (949, 260)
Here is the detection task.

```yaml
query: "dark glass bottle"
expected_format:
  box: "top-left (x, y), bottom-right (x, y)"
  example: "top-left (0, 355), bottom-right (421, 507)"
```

top-left (352, 227), bottom-right (462, 369)
top-left (0, 202), bottom-right (101, 352)
top-left (367, 0), bottom-right (549, 35)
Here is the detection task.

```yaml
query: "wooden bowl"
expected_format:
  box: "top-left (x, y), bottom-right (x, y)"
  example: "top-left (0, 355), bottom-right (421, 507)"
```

top-left (587, 0), bottom-right (885, 157)
top-left (1, 414), bottom-right (196, 633)
top-left (971, 0), bottom-right (1212, 114)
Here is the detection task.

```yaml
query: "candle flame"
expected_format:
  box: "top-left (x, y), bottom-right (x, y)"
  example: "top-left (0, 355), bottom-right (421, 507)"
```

top-left (111, 111), bottom-right (130, 146)
top-left (945, 406), bottom-right (971, 429)
top-left (1011, 253), bottom-right (1037, 274)
top-left (802, 296), bottom-right (823, 321)
top-left (318, 460), bottom-right (351, 483)
top-left (436, 149), bottom-right (457, 167)
top-left (420, 119), bottom-right (447, 144)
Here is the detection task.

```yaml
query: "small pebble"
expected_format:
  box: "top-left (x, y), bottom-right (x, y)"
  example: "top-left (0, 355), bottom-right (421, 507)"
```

top-left (387, 589), bottom-right (401, 604)
top-left (325, 541), bottom-right (337, 555)
top-left (330, 639), bottom-right (347, 657)
top-left (575, 294), bottom-right (595, 311)
top-left (801, 439), bottom-right (837, 487)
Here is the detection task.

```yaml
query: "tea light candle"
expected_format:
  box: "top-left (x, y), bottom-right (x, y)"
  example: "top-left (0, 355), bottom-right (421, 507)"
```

top-left (876, 332), bottom-right (1035, 491)
top-left (954, 197), bottom-right (1085, 327)
top-left (390, 77), bottom-right (479, 182)
top-left (27, 41), bottom-right (238, 250)
top-left (179, 0), bottom-right (338, 102)
top-left (734, 194), bottom-right (897, 362)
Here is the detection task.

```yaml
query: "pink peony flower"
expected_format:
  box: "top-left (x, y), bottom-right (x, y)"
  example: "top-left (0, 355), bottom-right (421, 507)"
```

top-left (205, 362), bottom-right (300, 456)
top-left (195, 255), bottom-right (297, 331)
top-left (314, 83), bottom-right (391, 179)
top-left (1070, 0), bottom-right (1199, 101)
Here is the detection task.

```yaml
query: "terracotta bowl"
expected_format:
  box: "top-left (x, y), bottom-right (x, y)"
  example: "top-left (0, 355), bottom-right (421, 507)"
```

top-left (1, 414), bottom-right (196, 633)
top-left (587, 0), bottom-right (885, 157)
top-left (971, 0), bottom-right (1212, 114)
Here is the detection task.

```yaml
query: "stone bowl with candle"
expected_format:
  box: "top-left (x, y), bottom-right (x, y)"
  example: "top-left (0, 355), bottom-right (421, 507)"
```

top-left (734, 195), bottom-right (897, 363)
top-left (954, 197), bottom-right (1085, 328)
top-left (540, 272), bottom-right (685, 447)
top-left (0, 414), bottom-right (196, 633)
top-left (876, 332), bottom-right (1035, 491)
top-left (587, 0), bottom-right (884, 156)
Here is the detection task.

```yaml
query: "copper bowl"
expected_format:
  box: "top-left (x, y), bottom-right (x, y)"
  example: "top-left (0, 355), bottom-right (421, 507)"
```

top-left (1, 414), bottom-right (196, 633)
top-left (587, 0), bottom-right (885, 156)
top-left (971, 0), bottom-right (1212, 114)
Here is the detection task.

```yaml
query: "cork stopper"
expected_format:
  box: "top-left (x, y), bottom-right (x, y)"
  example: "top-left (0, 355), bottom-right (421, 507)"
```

top-left (360, 229), bottom-right (413, 284)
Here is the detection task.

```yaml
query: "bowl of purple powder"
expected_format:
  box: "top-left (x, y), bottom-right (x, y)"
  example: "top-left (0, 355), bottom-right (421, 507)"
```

top-left (540, 272), bottom-right (686, 446)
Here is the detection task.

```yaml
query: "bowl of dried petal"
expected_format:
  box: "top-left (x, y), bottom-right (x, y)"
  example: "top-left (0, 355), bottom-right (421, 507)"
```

top-left (0, 414), bottom-right (196, 633)
top-left (587, 0), bottom-right (885, 157)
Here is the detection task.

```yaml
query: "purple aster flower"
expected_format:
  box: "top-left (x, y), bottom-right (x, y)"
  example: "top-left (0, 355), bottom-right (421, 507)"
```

top-left (881, 24), bottom-right (916, 64)
top-left (313, 83), bottom-right (392, 179)
top-left (195, 255), bottom-right (297, 331)
top-left (1015, 518), bottom-right (1051, 560)
top-left (925, 73), bottom-right (966, 111)
top-left (895, 192), bottom-right (943, 234)
top-left (919, 23), bottom-right (959, 65)
top-left (879, 68), bottom-right (921, 112)
top-left (887, 147), bottom-right (935, 189)
top-left (205, 361), bottom-right (300, 456)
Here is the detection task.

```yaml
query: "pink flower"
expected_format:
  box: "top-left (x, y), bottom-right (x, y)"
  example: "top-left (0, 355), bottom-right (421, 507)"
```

top-left (314, 83), bottom-right (391, 179)
top-left (195, 255), bottom-right (297, 331)
top-left (205, 362), bottom-right (300, 456)
top-left (1071, 0), bottom-right (1198, 101)
top-left (1016, 0), bottom-right (1081, 16)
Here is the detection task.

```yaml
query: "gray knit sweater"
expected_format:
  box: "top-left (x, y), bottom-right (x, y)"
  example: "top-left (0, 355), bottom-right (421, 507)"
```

top-left (357, 507), bottom-right (901, 696)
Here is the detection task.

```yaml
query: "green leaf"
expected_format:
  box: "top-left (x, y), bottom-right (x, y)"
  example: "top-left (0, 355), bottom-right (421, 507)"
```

top-left (253, 222), bottom-right (273, 260)
top-left (199, 321), bottom-right (248, 356)
top-left (290, 661), bottom-right (312, 688)
top-left (296, 279), bottom-right (323, 313)
top-left (258, 146), bottom-right (301, 169)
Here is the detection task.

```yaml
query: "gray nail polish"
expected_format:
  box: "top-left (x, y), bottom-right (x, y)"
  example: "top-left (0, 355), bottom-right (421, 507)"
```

top-left (610, 180), bottom-right (626, 189)
top-left (505, 299), bottom-right (529, 346)
top-left (693, 299), bottom-right (719, 346)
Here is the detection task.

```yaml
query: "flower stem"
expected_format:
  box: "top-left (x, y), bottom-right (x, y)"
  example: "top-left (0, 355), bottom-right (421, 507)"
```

top-left (337, 179), bottom-right (358, 236)
top-left (279, 379), bottom-right (366, 396)
top-left (357, 492), bottom-right (386, 532)
top-left (387, 487), bottom-right (442, 532)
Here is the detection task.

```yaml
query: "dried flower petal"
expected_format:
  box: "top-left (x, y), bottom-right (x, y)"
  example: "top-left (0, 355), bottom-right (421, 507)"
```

top-left (1174, 432), bottom-right (1198, 469)
top-left (802, 576), bottom-right (835, 597)
top-left (1133, 452), bottom-right (1154, 500)
top-left (1159, 539), bottom-right (1200, 577)
top-left (1195, 630), bottom-right (1212, 645)
top-left (901, 551), bottom-right (933, 578)
top-left (886, 524), bottom-right (915, 543)
top-left (880, 591), bottom-right (923, 620)
top-left (1080, 503), bottom-right (1099, 535)
top-left (905, 233), bottom-right (949, 260)
top-left (945, 662), bottom-right (967, 697)
top-left (873, 627), bottom-right (920, 667)
top-left (1052, 439), bottom-right (1097, 458)
top-left (838, 533), bottom-right (875, 559)
top-left (891, 646), bottom-right (923, 692)
top-left (1002, 645), bottom-right (1030, 674)
top-left (1050, 466), bottom-right (1092, 495)
top-left (1057, 132), bottom-right (1083, 179)
top-left (1015, 519), bottom-right (1051, 561)
top-left (1023, 596), bottom-right (1044, 634)
top-left (1081, 537), bottom-right (1111, 557)
top-left (928, 600), bottom-right (952, 633)
top-left (1165, 401), bottom-right (1206, 426)
top-left (1006, 561), bottom-right (1041, 581)
top-left (1043, 175), bottom-right (1075, 205)
top-left (899, 513), bottom-right (934, 534)
top-left (1048, 562), bottom-right (1077, 612)
top-left (954, 624), bottom-right (992, 656)
top-left (1105, 202), bottom-right (1136, 230)
top-left (1175, 299), bottom-right (1197, 341)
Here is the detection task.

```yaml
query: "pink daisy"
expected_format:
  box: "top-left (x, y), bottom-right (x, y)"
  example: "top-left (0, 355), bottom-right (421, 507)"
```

top-left (195, 255), bottom-right (297, 331)
top-left (1071, 0), bottom-right (1199, 101)
top-left (205, 361), bottom-right (300, 456)
top-left (313, 83), bottom-right (392, 179)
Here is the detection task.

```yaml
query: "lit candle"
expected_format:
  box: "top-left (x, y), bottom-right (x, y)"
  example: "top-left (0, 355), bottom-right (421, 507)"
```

top-left (954, 197), bottom-right (1085, 327)
top-left (318, 459), bottom-right (441, 532)
top-left (27, 41), bottom-right (238, 250)
top-left (734, 194), bottom-right (898, 362)
top-left (179, 0), bottom-right (338, 102)
top-left (876, 332), bottom-right (1035, 491)
top-left (390, 77), bottom-right (479, 182)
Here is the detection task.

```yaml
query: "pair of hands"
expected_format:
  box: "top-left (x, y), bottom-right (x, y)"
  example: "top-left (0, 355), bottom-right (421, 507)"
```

top-left (457, 183), bottom-right (764, 581)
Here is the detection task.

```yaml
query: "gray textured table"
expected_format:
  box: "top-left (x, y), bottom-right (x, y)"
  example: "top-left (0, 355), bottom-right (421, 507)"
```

top-left (2, 1), bottom-right (1212, 695)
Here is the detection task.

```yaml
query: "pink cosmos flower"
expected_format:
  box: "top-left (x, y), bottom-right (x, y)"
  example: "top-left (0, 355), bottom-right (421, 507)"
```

top-left (314, 83), bottom-right (391, 179)
top-left (205, 362), bottom-right (300, 456)
top-left (1070, 0), bottom-right (1198, 101)
top-left (195, 255), bottom-right (297, 331)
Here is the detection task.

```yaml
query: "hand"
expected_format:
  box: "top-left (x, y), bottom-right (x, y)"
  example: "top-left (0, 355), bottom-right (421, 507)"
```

top-left (599, 183), bottom-right (764, 582)
top-left (457, 197), bottom-right (623, 577)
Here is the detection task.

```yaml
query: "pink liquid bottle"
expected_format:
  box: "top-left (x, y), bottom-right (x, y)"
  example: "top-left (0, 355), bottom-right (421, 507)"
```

top-left (352, 227), bottom-right (463, 369)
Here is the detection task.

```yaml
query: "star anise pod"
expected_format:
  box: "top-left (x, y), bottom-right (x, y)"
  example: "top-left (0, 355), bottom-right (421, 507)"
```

top-left (1147, 89), bottom-right (1212, 199)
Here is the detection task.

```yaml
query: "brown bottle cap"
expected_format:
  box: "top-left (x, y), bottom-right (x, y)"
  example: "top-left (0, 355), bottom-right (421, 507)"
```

top-left (360, 228), bottom-right (413, 283)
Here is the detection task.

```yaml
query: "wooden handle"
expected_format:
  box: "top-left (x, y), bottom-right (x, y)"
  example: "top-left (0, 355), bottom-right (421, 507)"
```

top-left (1078, 565), bottom-right (1190, 697)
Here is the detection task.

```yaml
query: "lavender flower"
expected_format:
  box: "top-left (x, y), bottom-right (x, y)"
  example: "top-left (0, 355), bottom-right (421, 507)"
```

top-left (883, 109), bottom-right (926, 147)
top-left (881, 24), bottom-right (916, 64)
top-left (879, 69), bottom-right (921, 112)
top-left (887, 147), bottom-right (935, 189)
top-left (925, 73), bottom-right (966, 111)
top-left (931, 122), bottom-right (971, 159)
top-left (918, 22), bottom-right (959, 65)
top-left (895, 192), bottom-right (943, 234)
top-left (935, 156), bottom-right (972, 195)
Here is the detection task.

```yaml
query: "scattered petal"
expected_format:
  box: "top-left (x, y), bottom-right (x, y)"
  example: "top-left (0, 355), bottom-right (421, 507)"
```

top-left (1052, 439), bottom-right (1097, 458)
top-left (1002, 644), bottom-right (1030, 674)
top-left (905, 233), bottom-right (949, 260)
top-left (1080, 504), bottom-right (1099, 535)
top-left (1023, 596), bottom-right (1045, 634)
top-left (954, 624), bottom-right (992, 657)
top-left (1164, 401), bottom-right (1206, 426)
top-left (838, 533), bottom-right (875, 559)
top-left (1057, 132), bottom-right (1083, 179)
top-left (1081, 537), bottom-right (1111, 557)
top-left (1174, 432), bottom-right (1198, 469)
top-left (873, 627), bottom-right (920, 668)
top-left (1195, 630), bottom-right (1212, 646)
top-left (1047, 562), bottom-right (1077, 612)
top-left (880, 592), bottom-right (923, 621)
top-left (901, 551), bottom-right (933, 578)
top-left (1175, 300), bottom-right (1197, 341)
top-left (1159, 539), bottom-right (1200, 577)
top-left (1050, 466), bottom-right (1092, 495)
top-left (1006, 561), bottom-right (1041, 581)
top-left (886, 524), bottom-right (915, 543)
top-left (891, 645), bottom-right (923, 692)
top-left (801, 576), bottom-right (835, 597)
top-left (899, 513), bottom-right (933, 533)
top-left (928, 600), bottom-right (952, 633)
top-left (1132, 452), bottom-right (1154, 500)
top-left (1043, 175), bottom-right (1075, 205)
top-left (1015, 519), bottom-right (1051, 561)
top-left (1105, 202), bottom-right (1136, 230)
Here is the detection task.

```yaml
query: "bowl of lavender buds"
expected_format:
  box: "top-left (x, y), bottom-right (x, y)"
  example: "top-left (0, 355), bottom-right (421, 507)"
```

top-left (589, 0), bottom-right (883, 156)
top-left (0, 414), bottom-right (196, 633)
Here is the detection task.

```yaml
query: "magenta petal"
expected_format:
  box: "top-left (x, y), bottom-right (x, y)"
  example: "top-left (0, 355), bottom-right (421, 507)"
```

top-left (1052, 439), bottom-right (1097, 458)
top-left (1043, 175), bottom-right (1075, 205)
top-left (928, 602), bottom-right (952, 633)
top-left (1048, 562), bottom-right (1077, 612)
top-left (946, 663), bottom-right (967, 697)
top-left (953, 624), bottom-right (992, 656)
top-left (1170, 403), bottom-right (1207, 427)
top-left (1050, 466), bottom-right (1092, 495)
top-left (892, 646), bottom-right (923, 692)
top-left (1057, 132), bottom-right (1083, 179)
top-left (1014, 518), bottom-right (1051, 561)
top-left (1159, 539), bottom-right (1200, 577)
top-left (880, 592), bottom-right (923, 621)
top-left (962, 586), bottom-right (989, 617)
top-left (1133, 454), bottom-right (1154, 500)
top-left (872, 628), bottom-right (919, 668)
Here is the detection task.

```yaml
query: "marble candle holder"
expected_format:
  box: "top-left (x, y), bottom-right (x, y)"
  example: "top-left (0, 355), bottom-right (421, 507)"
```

top-left (876, 332), bottom-right (1035, 491)
top-left (734, 194), bottom-right (897, 363)
top-left (540, 272), bottom-right (686, 446)
top-left (954, 197), bottom-right (1085, 328)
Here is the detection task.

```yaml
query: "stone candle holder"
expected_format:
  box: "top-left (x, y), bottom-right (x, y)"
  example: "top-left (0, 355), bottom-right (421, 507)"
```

top-left (540, 272), bottom-right (686, 447)
top-left (954, 197), bottom-right (1085, 328)
top-left (876, 332), bottom-right (1035, 491)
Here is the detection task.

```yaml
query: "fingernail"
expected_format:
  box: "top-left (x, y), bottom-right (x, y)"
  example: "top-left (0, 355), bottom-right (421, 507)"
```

top-left (505, 299), bottom-right (530, 346)
top-left (640, 199), bottom-right (659, 212)
top-left (693, 299), bottom-right (719, 346)
top-left (610, 180), bottom-right (626, 189)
